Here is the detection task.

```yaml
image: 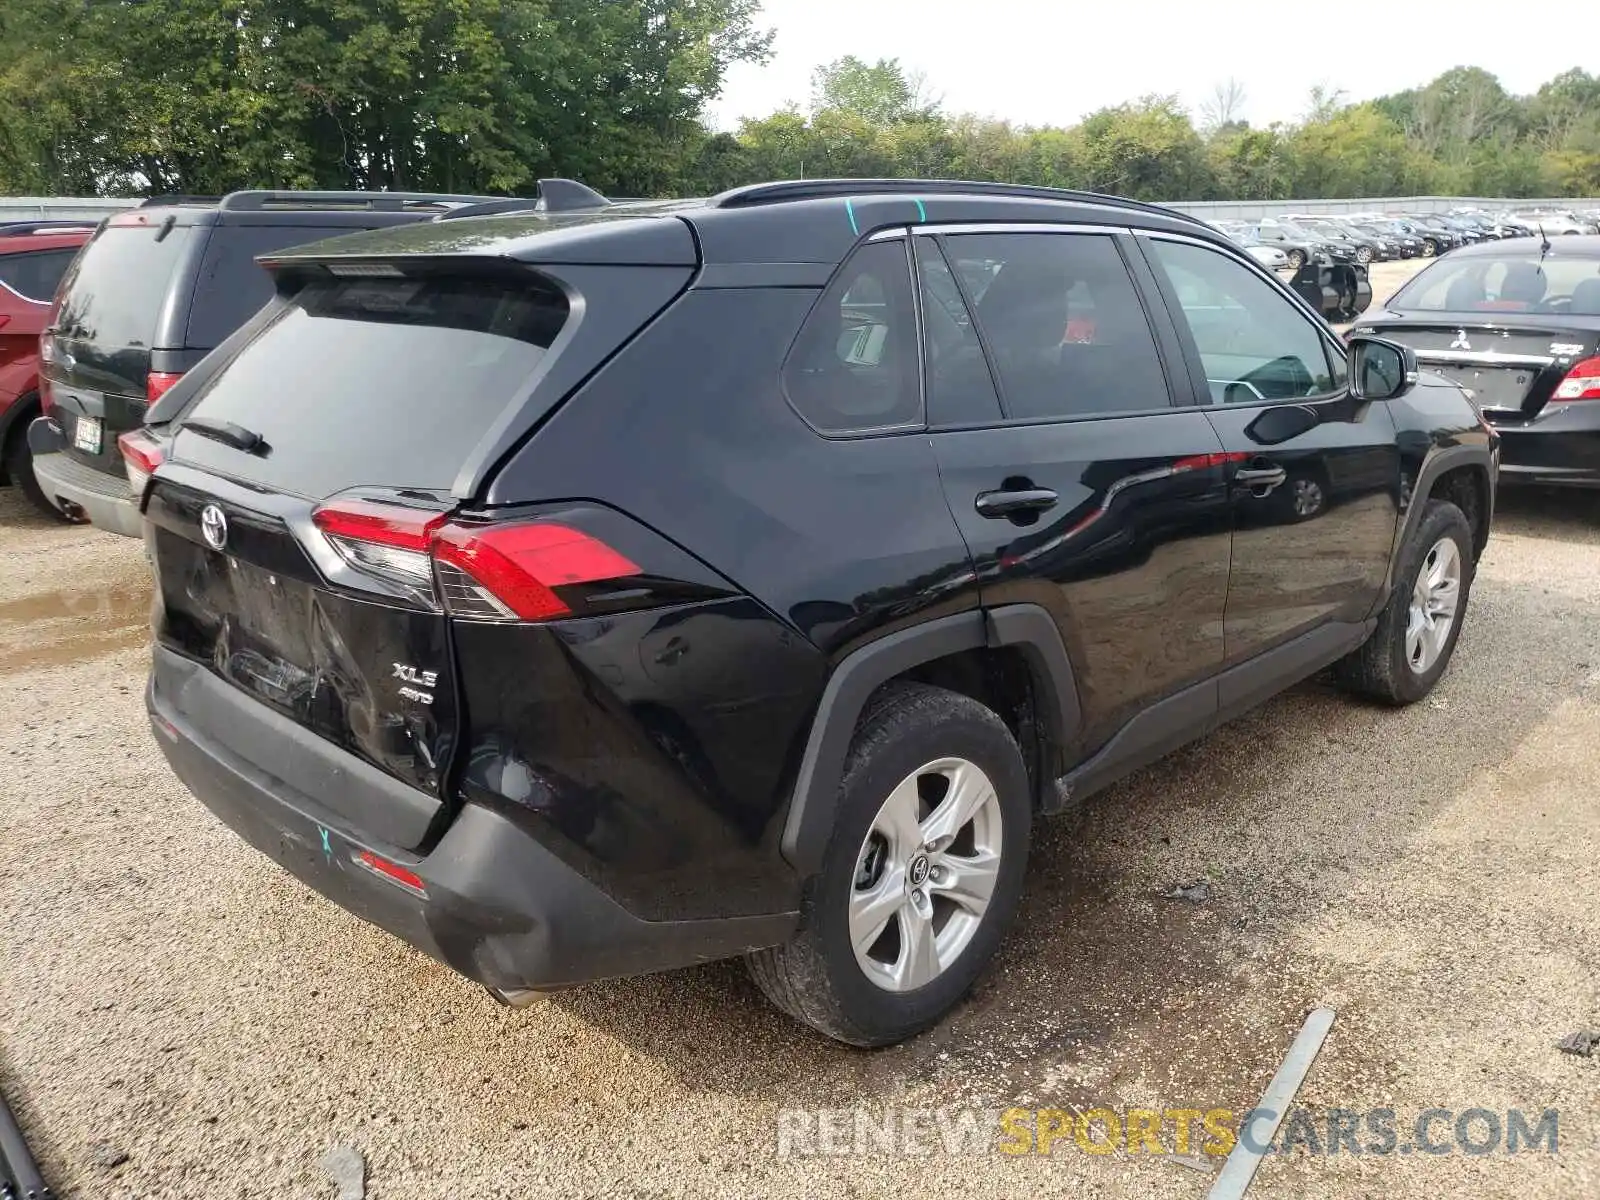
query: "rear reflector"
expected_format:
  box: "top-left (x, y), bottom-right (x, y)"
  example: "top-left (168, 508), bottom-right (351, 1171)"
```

top-left (354, 850), bottom-right (426, 895)
top-left (117, 428), bottom-right (165, 496)
top-left (1553, 357), bottom-right (1600, 402)
top-left (146, 371), bottom-right (185, 404)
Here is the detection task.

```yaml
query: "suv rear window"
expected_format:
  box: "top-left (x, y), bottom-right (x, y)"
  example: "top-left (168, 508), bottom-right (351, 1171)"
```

top-left (177, 271), bottom-right (569, 497)
top-left (55, 224), bottom-right (194, 349)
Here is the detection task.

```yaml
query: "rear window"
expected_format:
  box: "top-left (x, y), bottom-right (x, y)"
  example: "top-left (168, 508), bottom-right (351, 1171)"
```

top-left (55, 224), bottom-right (194, 349)
top-left (177, 272), bottom-right (569, 497)
top-left (1391, 254), bottom-right (1600, 314)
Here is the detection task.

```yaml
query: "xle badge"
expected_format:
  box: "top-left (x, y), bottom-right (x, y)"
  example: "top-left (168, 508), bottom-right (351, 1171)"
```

top-left (394, 663), bottom-right (438, 706)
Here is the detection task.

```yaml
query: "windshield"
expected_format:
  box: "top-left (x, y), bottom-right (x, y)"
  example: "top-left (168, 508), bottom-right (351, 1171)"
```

top-left (176, 271), bottom-right (569, 497)
top-left (1389, 253), bottom-right (1600, 313)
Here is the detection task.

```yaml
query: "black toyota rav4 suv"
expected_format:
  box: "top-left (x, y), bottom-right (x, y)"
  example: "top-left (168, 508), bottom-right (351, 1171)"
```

top-left (136, 179), bottom-right (1496, 1047)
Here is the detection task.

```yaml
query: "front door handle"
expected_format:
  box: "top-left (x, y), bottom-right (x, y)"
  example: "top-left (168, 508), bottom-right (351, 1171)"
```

top-left (975, 487), bottom-right (1059, 519)
top-left (1233, 465), bottom-right (1288, 492)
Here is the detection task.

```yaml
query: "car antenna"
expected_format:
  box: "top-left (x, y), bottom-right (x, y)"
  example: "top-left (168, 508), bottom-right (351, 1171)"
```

top-left (1537, 223), bottom-right (1551, 259)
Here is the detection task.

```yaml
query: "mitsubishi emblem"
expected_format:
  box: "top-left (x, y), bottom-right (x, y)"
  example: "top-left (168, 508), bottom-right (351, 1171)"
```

top-left (1449, 330), bottom-right (1472, 351)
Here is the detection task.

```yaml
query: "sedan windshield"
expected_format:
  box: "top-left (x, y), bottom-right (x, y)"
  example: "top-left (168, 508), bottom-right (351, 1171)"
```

top-left (1389, 252), bottom-right (1600, 314)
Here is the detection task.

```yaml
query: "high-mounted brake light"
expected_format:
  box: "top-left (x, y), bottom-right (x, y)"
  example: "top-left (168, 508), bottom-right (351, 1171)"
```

top-left (1553, 357), bottom-right (1600, 402)
top-left (146, 370), bottom-right (184, 404)
top-left (117, 428), bottom-right (165, 496)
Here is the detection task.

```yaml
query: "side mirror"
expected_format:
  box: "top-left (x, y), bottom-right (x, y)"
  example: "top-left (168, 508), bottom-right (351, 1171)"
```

top-left (1347, 335), bottom-right (1418, 401)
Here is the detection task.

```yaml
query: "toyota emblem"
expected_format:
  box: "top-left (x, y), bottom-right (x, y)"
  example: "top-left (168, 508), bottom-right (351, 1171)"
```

top-left (200, 503), bottom-right (228, 551)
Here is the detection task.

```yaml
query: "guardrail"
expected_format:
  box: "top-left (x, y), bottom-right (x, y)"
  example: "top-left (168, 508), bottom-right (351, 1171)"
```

top-left (1, 196), bottom-right (140, 221)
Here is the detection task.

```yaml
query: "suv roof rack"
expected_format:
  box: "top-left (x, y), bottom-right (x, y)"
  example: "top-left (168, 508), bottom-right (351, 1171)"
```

top-left (710, 178), bottom-right (1208, 227)
top-left (216, 190), bottom-right (501, 213)
top-left (0, 219), bottom-right (100, 235)
top-left (140, 194), bottom-right (222, 207)
top-left (436, 178), bottom-right (612, 221)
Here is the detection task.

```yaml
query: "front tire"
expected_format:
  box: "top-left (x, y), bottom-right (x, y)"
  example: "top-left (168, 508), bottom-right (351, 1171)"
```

top-left (746, 683), bottom-right (1032, 1046)
top-left (1335, 500), bottom-right (1474, 705)
top-left (1422, 239), bottom-right (1438, 257)
top-left (1356, 246), bottom-right (1373, 265)
top-left (1286, 249), bottom-right (1306, 271)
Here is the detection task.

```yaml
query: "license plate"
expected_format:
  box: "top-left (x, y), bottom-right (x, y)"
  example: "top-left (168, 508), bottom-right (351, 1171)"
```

top-left (1431, 366), bottom-right (1532, 410)
top-left (74, 414), bottom-right (103, 454)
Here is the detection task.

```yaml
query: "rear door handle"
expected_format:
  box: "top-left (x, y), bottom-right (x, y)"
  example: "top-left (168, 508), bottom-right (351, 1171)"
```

top-left (975, 487), bottom-right (1059, 519)
top-left (1233, 465), bottom-right (1287, 491)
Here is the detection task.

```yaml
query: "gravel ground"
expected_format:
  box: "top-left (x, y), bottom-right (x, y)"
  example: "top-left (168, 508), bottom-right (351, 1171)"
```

top-left (3, 284), bottom-right (1597, 1197)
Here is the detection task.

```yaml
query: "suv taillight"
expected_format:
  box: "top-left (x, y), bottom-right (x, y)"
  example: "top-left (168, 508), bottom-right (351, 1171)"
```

top-left (1553, 357), bottom-right (1600, 402)
top-left (117, 428), bottom-right (165, 496)
top-left (146, 371), bottom-right (184, 404)
top-left (311, 501), bottom-right (641, 623)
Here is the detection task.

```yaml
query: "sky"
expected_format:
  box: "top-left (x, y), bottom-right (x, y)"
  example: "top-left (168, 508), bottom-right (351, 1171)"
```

top-left (711, 0), bottom-right (1584, 130)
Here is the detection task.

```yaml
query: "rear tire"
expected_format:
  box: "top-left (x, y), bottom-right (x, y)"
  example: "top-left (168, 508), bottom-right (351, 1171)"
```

top-left (746, 682), bottom-right (1032, 1046)
top-left (1422, 239), bottom-right (1438, 257)
top-left (1335, 500), bottom-right (1473, 705)
top-left (3, 411), bottom-right (68, 522)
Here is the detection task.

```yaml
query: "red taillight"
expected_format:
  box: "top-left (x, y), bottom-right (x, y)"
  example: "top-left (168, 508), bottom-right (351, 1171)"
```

top-left (312, 500), bottom-right (444, 551)
top-left (1553, 357), bottom-right (1600, 402)
top-left (354, 850), bottom-right (426, 895)
top-left (39, 377), bottom-right (55, 416)
top-left (146, 371), bottom-right (184, 404)
top-left (117, 428), bottom-right (165, 495)
top-left (433, 522), bottom-right (641, 622)
top-left (311, 500), bottom-right (642, 623)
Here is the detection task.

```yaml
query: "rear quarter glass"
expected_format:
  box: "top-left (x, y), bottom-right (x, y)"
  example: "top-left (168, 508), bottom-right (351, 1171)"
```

top-left (174, 272), bottom-right (569, 497)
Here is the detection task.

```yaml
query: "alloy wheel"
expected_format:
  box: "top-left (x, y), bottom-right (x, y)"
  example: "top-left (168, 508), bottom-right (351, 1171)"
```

top-left (849, 757), bottom-right (1003, 993)
top-left (1406, 536), bottom-right (1461, 674)
top-left (1292, 477), bottom-right (1325, 518)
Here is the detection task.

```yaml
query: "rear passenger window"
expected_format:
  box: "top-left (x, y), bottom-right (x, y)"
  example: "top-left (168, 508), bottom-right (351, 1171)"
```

top-left (946, 233), bottom-right (1170, 421)
top-left (784, 240), bottom-right (921, 434)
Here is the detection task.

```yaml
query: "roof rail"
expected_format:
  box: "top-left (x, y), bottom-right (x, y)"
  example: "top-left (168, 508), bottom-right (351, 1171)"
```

top-left (216, 190), bottom-right (501, 212)
top-left (710, 178), bottom-right (1208, 227)
top-left (140, 194), bottom-right (221, 208)
top-left (436, 178), bottom-right (611, 222)
top-left (0, 219), bottom-right (100, 235)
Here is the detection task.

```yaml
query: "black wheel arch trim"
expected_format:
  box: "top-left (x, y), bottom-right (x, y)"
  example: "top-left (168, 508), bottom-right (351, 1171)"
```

top-left (0, 391), bottom-right (41, 479)
top-left (1391, 441), bottom-right (1495, 592)
top-left (779, 605), bottom-right (1080, 875)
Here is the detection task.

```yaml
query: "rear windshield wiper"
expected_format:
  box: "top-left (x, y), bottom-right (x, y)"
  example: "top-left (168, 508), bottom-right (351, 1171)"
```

top-left (181, 417), bottom-right (269, 455)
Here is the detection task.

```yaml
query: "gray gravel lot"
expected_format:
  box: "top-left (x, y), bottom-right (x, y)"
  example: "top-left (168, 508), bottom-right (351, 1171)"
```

top-left (3, 258), bottom-right (1597, 1198)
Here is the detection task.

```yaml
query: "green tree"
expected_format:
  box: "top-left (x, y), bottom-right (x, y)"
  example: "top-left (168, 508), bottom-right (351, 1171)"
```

top-left (809, 55), bottom-right (930, 128)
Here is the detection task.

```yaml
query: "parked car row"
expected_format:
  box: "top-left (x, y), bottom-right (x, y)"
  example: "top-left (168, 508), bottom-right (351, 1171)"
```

top-left (0, 220), bottom-right (96, 515)
top-left (1209, 208), bottom-right (1600, 270)
top-left (1, 177), bottom-right (1496, 1049)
